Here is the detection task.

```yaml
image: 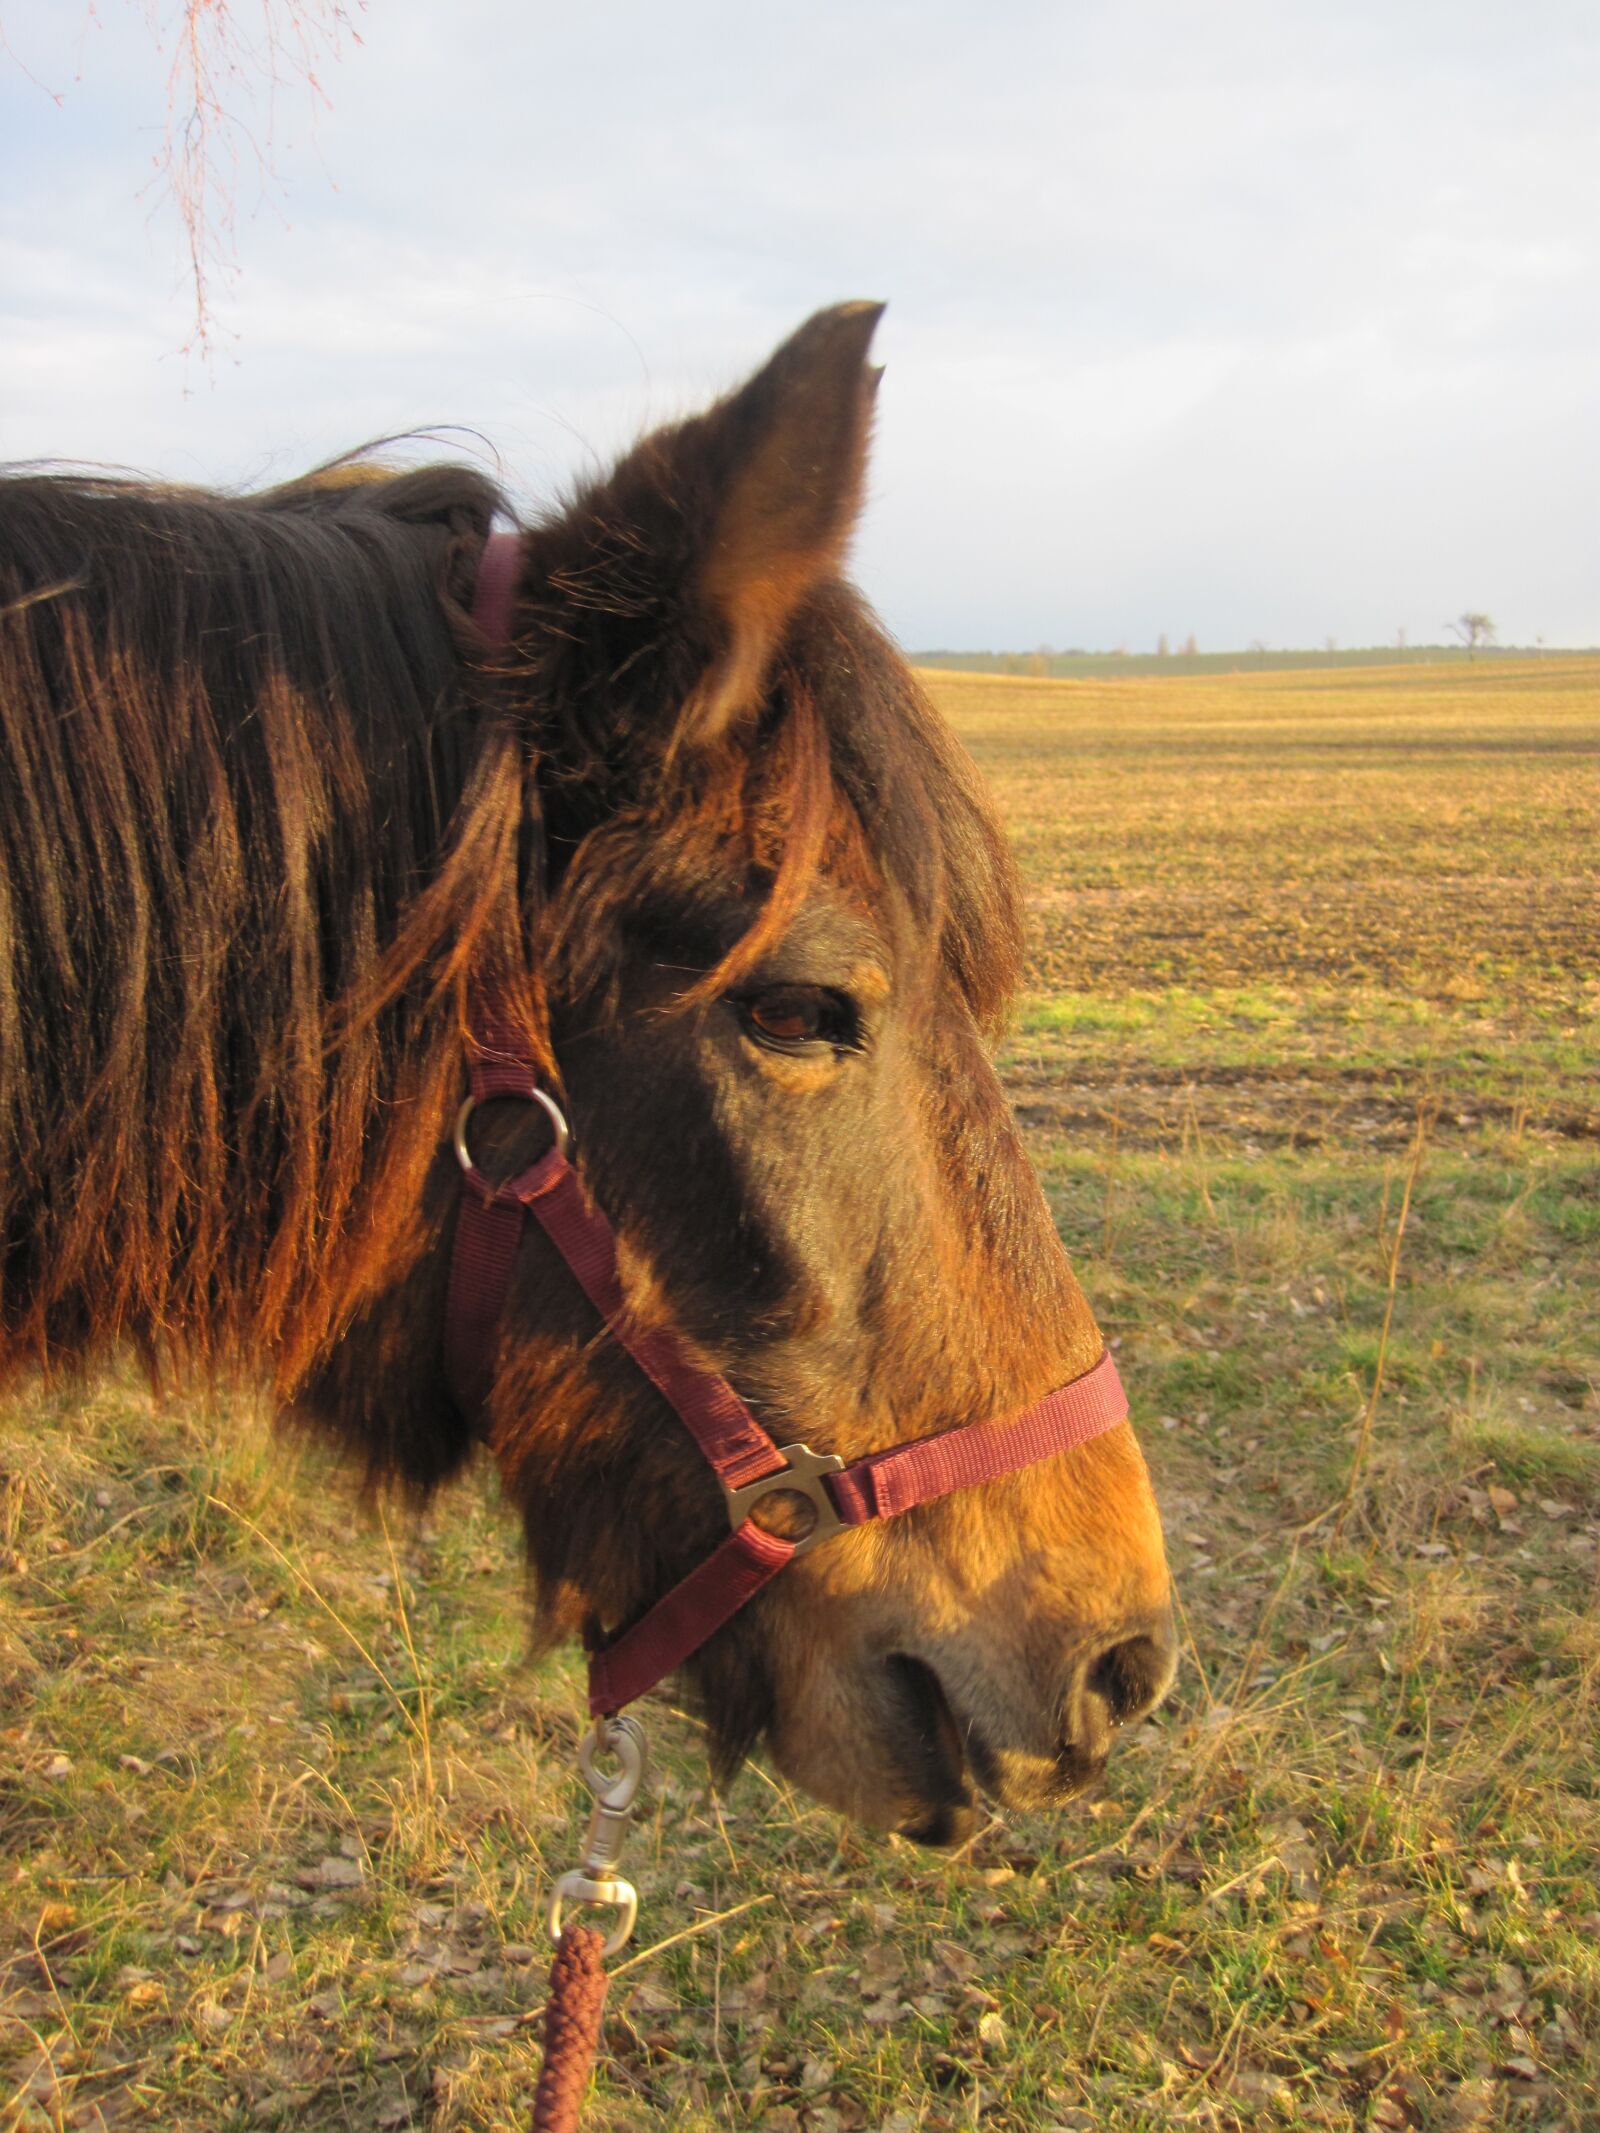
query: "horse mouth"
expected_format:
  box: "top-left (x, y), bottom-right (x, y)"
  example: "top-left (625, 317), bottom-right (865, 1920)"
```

top-left (884, 1652), bottom-right (979, 1847)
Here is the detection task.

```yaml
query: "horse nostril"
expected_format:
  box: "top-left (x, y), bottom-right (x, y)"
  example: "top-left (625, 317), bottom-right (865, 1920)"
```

top-left (1087, 1636), bottom-right (1166, 1726)
top-left (1071, 1617), bottom-right (1179, 1754)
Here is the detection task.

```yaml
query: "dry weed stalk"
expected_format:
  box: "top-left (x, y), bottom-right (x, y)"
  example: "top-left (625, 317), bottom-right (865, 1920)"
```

top-left (1334, 1102), bottom-right (1433, 1538)
top-left (1101, 1070), bottom-right (1125, 1262)
top-left (1182, 1081), bottom-right (1219, 1225)
top-left (380, 1503), bottom-right (438, 1815)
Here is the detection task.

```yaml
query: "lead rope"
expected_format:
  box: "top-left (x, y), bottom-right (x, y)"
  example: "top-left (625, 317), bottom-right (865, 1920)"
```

top-left (531, 1928), bottom-right (608, 2133)
top-left (530, 1715), bottom-right (648, 2131)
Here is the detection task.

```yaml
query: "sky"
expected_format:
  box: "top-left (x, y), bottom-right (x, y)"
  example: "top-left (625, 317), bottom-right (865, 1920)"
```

top-left (3, 0), bottom-right (1596, 652)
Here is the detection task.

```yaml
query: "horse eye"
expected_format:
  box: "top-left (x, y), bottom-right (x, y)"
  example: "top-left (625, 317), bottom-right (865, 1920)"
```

top-left (739, 986), bottom-right (852, 1052)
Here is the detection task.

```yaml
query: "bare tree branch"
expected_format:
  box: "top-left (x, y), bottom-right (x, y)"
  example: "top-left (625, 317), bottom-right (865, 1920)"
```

top-left (4, 1), bottom-right (363, 359)
top-left (157, 0), bottom-right (362, 358)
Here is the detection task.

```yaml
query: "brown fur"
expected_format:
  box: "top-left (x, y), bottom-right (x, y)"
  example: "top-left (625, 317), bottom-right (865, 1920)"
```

top-left (0, 309), bottom-right (1172, 1832)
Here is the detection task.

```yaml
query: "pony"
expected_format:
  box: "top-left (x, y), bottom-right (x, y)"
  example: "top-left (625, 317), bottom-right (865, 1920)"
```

top-left (0, 305), bottom-right (1173, 1842)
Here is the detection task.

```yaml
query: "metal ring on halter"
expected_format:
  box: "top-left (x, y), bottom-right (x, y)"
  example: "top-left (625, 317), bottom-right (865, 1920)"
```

top-left (453, 1087), bottom-right (570, 1177)
top-left (547, 1869), bottom-right (639, 1959)
top-left (722, 1442), bottom-right (846, 1557)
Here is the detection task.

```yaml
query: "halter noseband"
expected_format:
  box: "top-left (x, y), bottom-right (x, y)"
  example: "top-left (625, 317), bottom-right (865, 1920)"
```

top-left (448, 533), bottom-right (1131, 1719)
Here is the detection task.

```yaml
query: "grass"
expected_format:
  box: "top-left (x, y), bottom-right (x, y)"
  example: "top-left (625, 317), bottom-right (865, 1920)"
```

top-left (3, 658), bottom-right (1598, 2130)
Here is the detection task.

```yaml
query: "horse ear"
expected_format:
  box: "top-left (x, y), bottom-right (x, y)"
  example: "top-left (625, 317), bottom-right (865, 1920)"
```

top-left (677, 301), bottom-right (885, 745)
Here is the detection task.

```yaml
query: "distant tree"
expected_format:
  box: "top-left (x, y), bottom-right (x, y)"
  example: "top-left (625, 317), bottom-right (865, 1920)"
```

top-left (1181, 633), bottom-right (1198, 657)
top-left (1447, 612), bottom-right (1496, 659)
top-left (1325, 636), bottom-right (1339, 654)
top-left (1156, 633), bottom-right (1170, 657)
top-left (1396, 626), bottom-right (1407, 651)
top-left (1248, 638), bottom-right (1269, 655)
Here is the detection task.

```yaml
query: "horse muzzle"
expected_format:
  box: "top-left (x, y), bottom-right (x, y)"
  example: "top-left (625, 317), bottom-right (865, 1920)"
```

top-left (874, 1605), bottom-right (1179, 1839)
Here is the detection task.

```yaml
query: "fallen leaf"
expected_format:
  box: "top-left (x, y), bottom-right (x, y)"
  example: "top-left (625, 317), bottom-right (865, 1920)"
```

top-left (858, 1941), bottom-right (904, 1995)
top-left (931, 1938), bottom-right (978, 1985)
top-left (977, 2010), bottom-right (1007, 2056)
top-left (1438, 2076), bottom-right (1495, 2130)
top-left (627, 1982), bottom-right (677, 2016)
top-left (298, 1855), bottom-right (363, 1890)
top-left (1231, 2068), bottom-right (1293, 2109)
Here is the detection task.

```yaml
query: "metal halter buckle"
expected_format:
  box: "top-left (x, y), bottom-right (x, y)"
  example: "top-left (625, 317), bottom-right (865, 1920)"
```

top-left (546, 1714), bottom-right (647, 1959)
top-left (722, 1443), bottom-right (846, 1557)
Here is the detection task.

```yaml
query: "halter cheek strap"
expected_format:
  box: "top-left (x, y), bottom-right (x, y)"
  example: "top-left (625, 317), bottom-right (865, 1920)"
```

top-left (451, 532), bottom-right (1131, 1717)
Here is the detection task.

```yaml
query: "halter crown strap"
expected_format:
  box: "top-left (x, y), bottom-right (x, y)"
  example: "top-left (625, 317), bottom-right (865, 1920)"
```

top-left (471, 527), bottom-right (523, 645)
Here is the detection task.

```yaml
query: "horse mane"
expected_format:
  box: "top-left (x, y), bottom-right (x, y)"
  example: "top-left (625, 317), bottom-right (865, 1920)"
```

top-left (0, 461), bottom-right (521, 1393)
top-left (0, 455), bottom-right (1022, 1418)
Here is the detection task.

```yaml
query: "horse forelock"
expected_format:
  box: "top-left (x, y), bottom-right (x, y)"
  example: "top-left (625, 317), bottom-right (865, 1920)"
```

top-left (536, 583), bottom-right (1026, 1035)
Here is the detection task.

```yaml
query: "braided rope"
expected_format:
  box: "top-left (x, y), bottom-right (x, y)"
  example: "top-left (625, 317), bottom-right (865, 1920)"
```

top-left (530, 1925), bottom-right (610, 2133)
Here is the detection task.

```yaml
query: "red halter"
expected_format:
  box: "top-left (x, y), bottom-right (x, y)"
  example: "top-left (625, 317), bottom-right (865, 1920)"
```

top-left (450, 535), bottom-right (1131, 1718)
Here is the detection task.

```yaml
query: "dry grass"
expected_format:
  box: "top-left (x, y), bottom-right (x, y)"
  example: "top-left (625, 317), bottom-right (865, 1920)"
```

top-left (2, 657), bottom-right (1598, 2130)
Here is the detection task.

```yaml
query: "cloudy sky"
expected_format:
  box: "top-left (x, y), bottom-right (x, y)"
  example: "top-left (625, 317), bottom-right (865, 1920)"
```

top-left (3, 0), bottom-right (1596, 650)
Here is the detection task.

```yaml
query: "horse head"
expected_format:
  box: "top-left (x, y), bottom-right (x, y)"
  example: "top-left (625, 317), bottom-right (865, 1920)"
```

top-left (309, 306), bottom-right (1175, 1840)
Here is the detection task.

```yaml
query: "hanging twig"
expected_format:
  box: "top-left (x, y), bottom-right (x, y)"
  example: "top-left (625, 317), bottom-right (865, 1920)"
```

top-left (156, 0), bottom-right (363, 358)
